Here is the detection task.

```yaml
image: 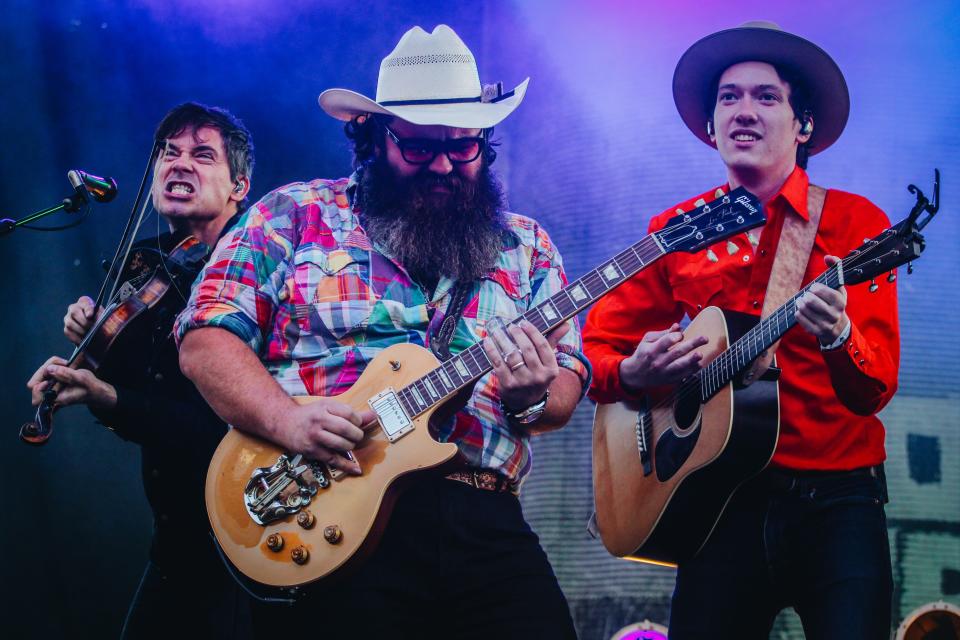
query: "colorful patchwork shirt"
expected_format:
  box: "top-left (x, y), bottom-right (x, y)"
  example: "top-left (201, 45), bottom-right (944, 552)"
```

top-left (175, 175), bottom-right (591, 484)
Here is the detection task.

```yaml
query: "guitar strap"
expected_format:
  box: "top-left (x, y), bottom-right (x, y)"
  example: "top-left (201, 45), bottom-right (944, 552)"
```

top-left (743, 183), bottom-right (826, 385)
top-left (430, 282), bottom-right (472, 362)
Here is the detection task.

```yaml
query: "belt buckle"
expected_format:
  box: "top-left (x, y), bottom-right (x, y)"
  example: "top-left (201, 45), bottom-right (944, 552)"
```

top-left (470, 470), bottom-right (482, 489)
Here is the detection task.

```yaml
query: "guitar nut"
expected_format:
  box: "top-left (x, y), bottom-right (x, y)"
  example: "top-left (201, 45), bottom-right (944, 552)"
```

top-left (291, 546), bottom-right (309, 565)
top-left (266, 533), bottom-right (284, 552)
top-left (297, 511), bottom-right (316, 529)
top-left (323, 525), bottom-right (343, 544)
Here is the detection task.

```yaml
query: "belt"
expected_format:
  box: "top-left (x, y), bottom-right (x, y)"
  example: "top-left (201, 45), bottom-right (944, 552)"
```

top-left (761, 464), bottom-right (886, 500)
top-left (767, 464), bottom-right (883, 481)
top-left (445, 469), bottom-right (516, 494)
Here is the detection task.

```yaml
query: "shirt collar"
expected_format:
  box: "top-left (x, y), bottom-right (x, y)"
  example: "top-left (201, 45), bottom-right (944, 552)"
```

top-left (769, 165), bottom-right (811, 221)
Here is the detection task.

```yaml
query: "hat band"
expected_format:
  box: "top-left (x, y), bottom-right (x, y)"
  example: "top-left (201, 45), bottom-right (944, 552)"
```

top-left (379, 87), bottom-right (516, 107)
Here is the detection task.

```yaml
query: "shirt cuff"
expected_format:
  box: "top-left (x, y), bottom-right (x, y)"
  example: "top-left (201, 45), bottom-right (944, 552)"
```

top-left (175, 306), bottom-right (262, 352)
top-left (555, 345), bottom-right (593, 399)
top-left (89, 386), bottom-right (150, 442)
top-left (819, 320), bottom-right (852, 351)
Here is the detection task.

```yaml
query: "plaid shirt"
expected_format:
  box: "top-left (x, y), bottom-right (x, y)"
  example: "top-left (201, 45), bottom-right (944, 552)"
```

top-left (175, 175), bottom-right (590, 484)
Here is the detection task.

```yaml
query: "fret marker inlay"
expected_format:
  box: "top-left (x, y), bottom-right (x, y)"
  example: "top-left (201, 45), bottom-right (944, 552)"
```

top-left (411, 387), bottom-right (425, 406)
top-left (602, 263), bottom-right (621, 282)
top-left (541, 302), bottom-right (558, 321)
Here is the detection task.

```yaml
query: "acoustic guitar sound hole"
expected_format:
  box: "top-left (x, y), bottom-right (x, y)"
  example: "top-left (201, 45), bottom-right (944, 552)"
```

top-left (673, 378), bottom-right (702, 431)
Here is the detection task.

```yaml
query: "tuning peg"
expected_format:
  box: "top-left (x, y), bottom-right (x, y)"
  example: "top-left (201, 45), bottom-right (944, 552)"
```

top-left (907, 262), bottom-right (914, 275)
top-left (887, 271), bottom-right (896, 283)
top-left (869, 279), bottom-right (879, 292)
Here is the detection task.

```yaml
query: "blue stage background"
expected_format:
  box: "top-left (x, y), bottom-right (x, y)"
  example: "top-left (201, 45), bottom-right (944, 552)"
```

top-left (1, 1), bottom-right (957, 637)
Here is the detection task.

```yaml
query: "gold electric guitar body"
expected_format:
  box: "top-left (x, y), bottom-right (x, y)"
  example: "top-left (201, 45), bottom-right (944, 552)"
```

top-left (206, 343), bottom-right (458, 588)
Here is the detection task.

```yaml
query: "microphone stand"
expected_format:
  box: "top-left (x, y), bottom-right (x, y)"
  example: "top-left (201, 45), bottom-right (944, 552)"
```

top-left (0, 187), bottom-right (89, 236)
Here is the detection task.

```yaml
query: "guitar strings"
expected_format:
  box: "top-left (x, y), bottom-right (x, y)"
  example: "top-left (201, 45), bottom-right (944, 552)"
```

top-left (647, 233), bottom-right (895, 421)
top-left (395, 197), bottom-right (751, 417)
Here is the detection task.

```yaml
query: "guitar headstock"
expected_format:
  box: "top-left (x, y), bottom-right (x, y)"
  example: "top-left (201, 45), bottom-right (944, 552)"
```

top-left (654, 187), bottom-right (766, 255)
top-left (843, 169), bottom-right (941, 286)
top-left (841, 218), bottom-right (926, 286)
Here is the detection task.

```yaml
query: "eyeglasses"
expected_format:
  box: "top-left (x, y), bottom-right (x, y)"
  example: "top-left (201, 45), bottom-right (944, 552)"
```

top-left (384, 126), bottom-right (485, 165)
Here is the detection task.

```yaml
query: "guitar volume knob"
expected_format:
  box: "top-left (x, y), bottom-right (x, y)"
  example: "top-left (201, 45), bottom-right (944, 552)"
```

top-left (323, 525), bottom-right (343, 544)
top-left (291, 546), bottom-right (309, 565)
top-left (266, 533), bottom-right (284, 552)
top-left (297, 511), bottom-right (316, 529)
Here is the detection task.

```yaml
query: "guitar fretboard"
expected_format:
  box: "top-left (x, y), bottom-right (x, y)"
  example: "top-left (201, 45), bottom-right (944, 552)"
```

top-left (698, 263), bottom-right (844, 400)
top-left (394, 234), bottom-right (667, 418)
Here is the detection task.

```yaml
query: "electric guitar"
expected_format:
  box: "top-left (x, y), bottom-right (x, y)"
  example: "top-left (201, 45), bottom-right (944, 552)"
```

top-left (592, 176), bottom-right (941, 566)
top-left (205, 188), bottom-right (764, 587)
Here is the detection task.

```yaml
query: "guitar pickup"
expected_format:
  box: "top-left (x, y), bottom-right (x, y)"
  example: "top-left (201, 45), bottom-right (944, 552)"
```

top-left (369, 388), bottom-right (414, 442)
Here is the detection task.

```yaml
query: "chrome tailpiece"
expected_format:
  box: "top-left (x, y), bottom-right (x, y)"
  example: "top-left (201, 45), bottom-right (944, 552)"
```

top-left (244, 453), bottom-right (329, 525)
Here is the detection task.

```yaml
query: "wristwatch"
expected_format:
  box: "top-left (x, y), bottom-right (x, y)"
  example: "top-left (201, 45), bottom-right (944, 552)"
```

top-left (502, 391), bottom-right (550, 425)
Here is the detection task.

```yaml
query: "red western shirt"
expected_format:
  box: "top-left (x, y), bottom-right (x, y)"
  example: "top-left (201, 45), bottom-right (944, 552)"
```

top-left (583, 167), bottom-right (900, 471)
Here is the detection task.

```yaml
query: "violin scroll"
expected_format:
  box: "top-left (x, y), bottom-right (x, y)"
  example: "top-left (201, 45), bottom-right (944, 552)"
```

top-left (20, 388), bottom-right (56, 445)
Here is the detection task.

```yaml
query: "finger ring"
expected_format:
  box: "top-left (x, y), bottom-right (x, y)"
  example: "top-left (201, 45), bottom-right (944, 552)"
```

top-left (509, 360), bottom-right (526, 371)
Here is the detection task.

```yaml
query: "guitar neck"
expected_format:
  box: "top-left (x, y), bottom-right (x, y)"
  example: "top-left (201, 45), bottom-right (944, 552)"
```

top-left (393, 234), bottom-right (668, 419)
top-left (699, 262), bottom-right (845, 399)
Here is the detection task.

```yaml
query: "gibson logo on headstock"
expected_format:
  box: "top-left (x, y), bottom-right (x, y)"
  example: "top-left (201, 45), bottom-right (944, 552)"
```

top-left (734, 195), bottom-right (758, 214)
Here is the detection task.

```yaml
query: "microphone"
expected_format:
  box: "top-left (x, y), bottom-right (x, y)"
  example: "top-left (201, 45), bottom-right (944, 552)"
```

top-left (67, 169), bottom-right (118, 203)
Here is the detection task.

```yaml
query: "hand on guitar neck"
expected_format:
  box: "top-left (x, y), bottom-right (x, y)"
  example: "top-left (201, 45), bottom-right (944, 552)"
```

top-left (794, 255), bottom-right (850, 346)
top-left (618, 323), bottom-right (709, 394)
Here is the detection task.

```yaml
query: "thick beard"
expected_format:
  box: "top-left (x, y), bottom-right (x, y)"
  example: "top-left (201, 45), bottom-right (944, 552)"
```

top-left (357, 157), bottom-right (508, 287)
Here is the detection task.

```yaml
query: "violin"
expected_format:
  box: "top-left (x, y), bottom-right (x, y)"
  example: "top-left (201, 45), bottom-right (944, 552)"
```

top-left (20, 235), bottom-right (209, 445)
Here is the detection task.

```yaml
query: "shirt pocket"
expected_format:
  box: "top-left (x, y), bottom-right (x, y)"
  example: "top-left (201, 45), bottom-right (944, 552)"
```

top-left (672, 275), bottom-right (724, 316)
top-left (293, 246), bottom-right (376, 341)
top-left (474, 268), bottom-right (532, 335)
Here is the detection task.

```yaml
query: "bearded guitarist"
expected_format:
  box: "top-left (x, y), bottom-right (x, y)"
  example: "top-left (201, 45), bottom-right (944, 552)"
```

top-left (176, 25), bottom-right (588, 639)
top-left (583, 22), bottom-right (899, 639)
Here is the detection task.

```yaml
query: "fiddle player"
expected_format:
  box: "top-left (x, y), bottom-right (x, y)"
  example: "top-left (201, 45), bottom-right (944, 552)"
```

top-left (26, 103), bottom-right (255, 639)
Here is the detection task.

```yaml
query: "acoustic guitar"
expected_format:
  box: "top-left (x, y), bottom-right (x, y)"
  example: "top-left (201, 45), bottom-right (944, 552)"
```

top-left (592, 194), bottom-right (937, 566)
top-left (206, 188), bottom-right (764, 588)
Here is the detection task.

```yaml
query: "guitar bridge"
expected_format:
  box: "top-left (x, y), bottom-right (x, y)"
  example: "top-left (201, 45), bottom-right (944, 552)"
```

top-left (244, 453), bottom-right (329, 525)
top-left (635, 408), bottom-right (653, 477)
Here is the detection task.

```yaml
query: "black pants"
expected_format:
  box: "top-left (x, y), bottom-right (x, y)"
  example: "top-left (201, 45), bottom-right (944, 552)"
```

top-left (121, 541), bottom-right (252, 639)
top-left (668, 466), bottom-right (892, 639)
top-left (252, 476), bottom-right (577, 639)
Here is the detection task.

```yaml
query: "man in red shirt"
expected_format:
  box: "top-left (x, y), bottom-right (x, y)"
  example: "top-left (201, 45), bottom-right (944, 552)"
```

top-left (584, 22), bottom-right (898, 638)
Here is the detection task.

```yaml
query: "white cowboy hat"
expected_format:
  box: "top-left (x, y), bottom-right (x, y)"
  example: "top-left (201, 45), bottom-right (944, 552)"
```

top-left (673, 21), bottom-right (850, 155)
top-left (319, 24), bottom-right (528, 129)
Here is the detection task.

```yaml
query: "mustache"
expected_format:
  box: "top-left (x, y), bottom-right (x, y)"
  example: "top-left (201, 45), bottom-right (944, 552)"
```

top-left (395, 170), bottom-right (470, 208)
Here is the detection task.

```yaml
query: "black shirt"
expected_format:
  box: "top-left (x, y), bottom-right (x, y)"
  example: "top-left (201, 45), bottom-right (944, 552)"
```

top-left (89, 217), bottom-right (238, 571)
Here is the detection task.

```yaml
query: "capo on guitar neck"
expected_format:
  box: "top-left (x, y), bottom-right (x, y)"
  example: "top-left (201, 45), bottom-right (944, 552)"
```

top-left (906, 168), bottom-right (940, 232)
